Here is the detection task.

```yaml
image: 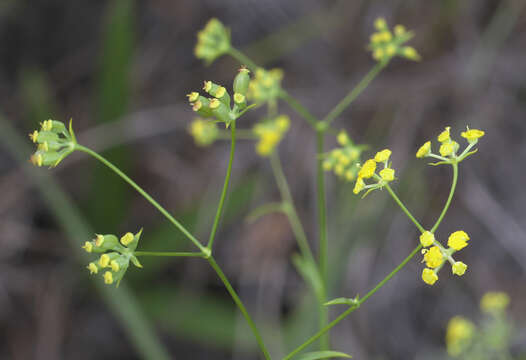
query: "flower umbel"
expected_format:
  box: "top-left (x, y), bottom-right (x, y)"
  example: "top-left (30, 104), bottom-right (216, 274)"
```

top-left (368, 17), bottom-right (421, 63)
top-left (29, 119), bottom-right (76, 168)
top-left (194, 18), bottom-right (231, 64)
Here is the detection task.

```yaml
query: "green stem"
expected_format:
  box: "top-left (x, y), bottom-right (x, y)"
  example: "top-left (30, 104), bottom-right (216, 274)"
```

top-left (315, 129), bottom-right (329, 350)
top-left (75, 144), bottom-right (207, 253)
top-left (278, 89), bottom-right (319, 128)
top-left (384, 183), bottom-right (426, 233)
top-left (228, 47), bottom-right (258, 71)
top-left (430, 162), bottom-right (458, 233)
top-left (207, 120), bottom-right (236, 250)
top-left (322, 62), bottom-right (385, 125)
top-left (207, 256), bottom-right (271, 360)
top-left (134, 251), bottom-right (205, 258)
top-left (282, 243), bottom-right (422, 360)
top-left (269, 153), bottom-right (315, 264)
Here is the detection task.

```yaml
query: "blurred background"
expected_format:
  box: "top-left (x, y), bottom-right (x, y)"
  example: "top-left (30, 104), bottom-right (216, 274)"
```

top-left (1, 0), bottom-right (526, 359)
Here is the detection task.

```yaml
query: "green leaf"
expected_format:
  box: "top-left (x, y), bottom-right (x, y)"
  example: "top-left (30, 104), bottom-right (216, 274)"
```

top-left (324, 296), bottom-right (359, 307)
top-left (296, 350), bottom-right (352, 360)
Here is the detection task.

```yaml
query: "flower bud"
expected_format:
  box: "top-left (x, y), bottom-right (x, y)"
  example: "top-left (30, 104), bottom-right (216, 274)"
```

top-left (233, 67), bottom-right (250, 95)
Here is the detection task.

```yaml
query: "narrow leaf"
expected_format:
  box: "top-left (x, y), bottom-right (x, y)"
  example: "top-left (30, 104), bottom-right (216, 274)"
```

top-left (296, 350), bottom-right (352, 360)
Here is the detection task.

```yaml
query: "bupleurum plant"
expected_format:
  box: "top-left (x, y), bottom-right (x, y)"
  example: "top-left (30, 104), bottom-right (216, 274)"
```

top-left (28, 17), bottom-right (486, 360)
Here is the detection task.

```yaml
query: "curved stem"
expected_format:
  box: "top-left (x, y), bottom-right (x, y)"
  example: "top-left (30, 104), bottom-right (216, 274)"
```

top-left (322, 62), bottom-right (385, 125)
top-left (134, 251), bottom-right (205, 258)
top-left (278, 89), bottom-right (319, 128)
top-left (384, 184), bottom-right (426, 233)
top-left (207, 120), bottom-right (236, 250)
top-left (282, 243), bottom-right (422, 360)
top-left (75, 144), bottom-right (207, 253)
top-left (227, 47), bottom-right (259, 71)
top-left (430, 162), bottom-right (458, 233)
top-left (207, 256), bottom-right (271, 360)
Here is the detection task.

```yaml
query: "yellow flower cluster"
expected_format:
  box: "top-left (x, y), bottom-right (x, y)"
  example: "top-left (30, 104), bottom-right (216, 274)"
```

top-left (29, 119), bottom-right (74, 168)
top-left (446, 316), bottom-right (476, 357)
top-left (188, 118), bottom-right (219, 146)
top-left (416, 126), bottom-right (485, 162)
top-left (194, 18), bottom-right (231, 64)
top-left (419, 229), bottom-right (471, 285)
top-left (247, 68), bottom-right (283, 103)
top-left (369, 17), bottom-right (420, 63)
top-left (352, 148), bottom-right (396, 195)
top-left (82, 231), bottom-right (143, 287)
top-left (322, 130), bottom-right (363, 182)
top-left (253, 115), bottom-right (290, 156)
top-left (480, 291), bottom-right (509, 314)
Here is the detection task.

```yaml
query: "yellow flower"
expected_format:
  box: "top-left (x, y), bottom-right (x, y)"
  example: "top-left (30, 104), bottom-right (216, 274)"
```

top-left (358, 159), bottom-right (376, 179)
top-left (423, 246), bottom-right (443, 268)
top-left (380, 31), bottom-right (392, 42)
top-left (95, 234), bottom-right (104, 247)
top-left (480, 292), bottom-right (509, 314)
top-left (29, 130), bottom-right (39, 143)
top-left (374, 17), bottom-right (387, 30)
top-left (461, 128), bottom-right (485, 143)
top-left (438, 126), bottom-right (451, 143)
top-left (385, 44), bottom-right (396, 56)
top-left (353, 177), bottom-right (365, 194)
top-left (379, 168), bottom-right (395, 182)
top-left (394, 25), bottom-right (406, 36)
top-left (337, 131), bottom-right (350, 146)
top-left (401, 46), bottom-right (421, 61)
top-left (373, 48), bottom-right (384, 61)
top-left (82, 241), bottom-right (93, 253)
top-left (416, 141), bottom-right (431, 158)
top-left (452, 261), bottom-right (467, 276)
top-left (110, 260), bottom-right (120, 272)
top-left (103, 271), bottom-right (114, 285)
top-left (419, 231), bottom-right (435, 247)
top-left (233, 93), bottom-right (245, 104)
top-left (87, 262), bottom-right (98, 274)
top-left (446, 316), bottom-right (475, 356)
top-left (448, 230), bottom-right (470, 251)
top-left (422, 268), bottom-right (438, 285)
top-left (439, 142), bottom-right (456, 157)
top-left (186, 92), bottom-right (199, 102)
top-left (120, 232), bottom-right (134, 246)
top-left (99, 254), bottom-right (110, 268)
top-left (374, 149), bottom-right (392, 163)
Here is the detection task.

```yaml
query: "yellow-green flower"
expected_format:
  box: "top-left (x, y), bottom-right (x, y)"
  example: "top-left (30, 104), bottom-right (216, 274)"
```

top-left (452, 261), bottom-right (467, 276)
top-left (419, 231), bottom-right (435, 247)
top-left (99, 254), bottom-right (111, 268)
top-left (358, 159), bottom-right (376, 179)
top-left (439, 141), bottom-right (457, 157)
top-left (374, 149), bottom-right (391, 163)
top-left (82, 241), bottom-right (93, 253)
top-left (379, 168), bottom-right (395, 182)
top-left (337, 130), bottom-right (350, 146)
top-left (446, 316), bottom-right (475, 357)
top-left (120, 232), bottom-right (135, 246)
top-left (423, 246), bottom-right (443, 268)
top-left (353, 177), bottom-right (365, 194)
top-left (87, 262), bottom-right (98, 274)
top-left (253, 115), bottom-right (290, 156)
top-left (422, 268), bottom-right (438, 285)
top-left (480, 292), bottom-right (509, 314)
top-left (188, 118), bottom-right (219, 146)
top-left (416, 141), bottom-right (431, 158)
top-left (438, 126), bottom-right (451, 142)
top-left (461, 128), bottom-right (485, 143)
top-left (103, 271), bottom-right (114, 285)
top-left (448, 230), bottom-right (470, 251)
top-left (194, 18), bottom-right (231, 64)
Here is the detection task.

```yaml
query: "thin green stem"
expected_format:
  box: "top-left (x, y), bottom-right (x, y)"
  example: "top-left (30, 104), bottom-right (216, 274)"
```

top-left (269, 152), bottom-right (315, 264)
top-left (207, 120), bottom-right (236, 250)
top-left (75, 144), bottom-right (207, 253)
top-left (322, 62), bottom-right (385, 125)
top-left (315, 130), bottom-right (329, 350)
top-left (134, 251), bottom-right (205, 258)
top-left (207, 256), bottom-right (271, 360)
top-left (227, 47), bottom-right (258, 71)
top-left (282, 244), bottom-right (422, 360)
top-left (384, 183), bottom-right (426, 233)
top-left (278, 89), bottom-right (319, 128)
top-left (430, 162), bottom-right (458, 233)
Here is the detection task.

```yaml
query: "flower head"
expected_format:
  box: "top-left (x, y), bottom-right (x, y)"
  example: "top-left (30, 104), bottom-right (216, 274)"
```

top-left (480, 292), bottom-right (509, 314)
top-left (422, 268), bottom-right (438, 285)
top-left (353, 177), bottom-right (365, 194)
top-left (194, 18), bottom-right (231, 64)
top-left (28, 119), bottom-right (75, 168)
top-left (448, 230), bottom-right (470, 251)
top-left (188, 118), bottom-right (218, 146)
top-left (368, 18), bottom-right (420, 63)
top-left (419, 231), bottom-right (435, 247)
top-left (253, 115), bottom-right (290, 157)
top-left (358, 159), bottom-right (376, 179)
top-left (438, 127), bottom-right (451, 143)
top-left (461, 128), bottom-right (485, 143)
top-left (379, 167), bottom-right (395, 182)
top-left (452, 261), bottom-right (467, 276)
top-left (423, 246), bottom-right (444, 268)
top-left (247, 68), bottom-right (283, 103)
top-left (416, 141), bottom-right (431, 158)
top-left (446, 316), bottom-right (475, 356)
top-left (374, 149), bottom-right (391, 163)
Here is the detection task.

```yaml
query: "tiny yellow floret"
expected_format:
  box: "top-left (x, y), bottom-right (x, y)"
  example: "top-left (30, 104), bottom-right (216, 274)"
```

top-left (29, 130), bottom-right (39, 143)
top-left (374, 149), bottom-right (392, 163)
top-left (99, 254), bottom-right (110, 268)
top-left (386, 44), bottom-right (396, 56)
top-left (452, 261), bottom-right (467, 276)
top-left (439, 142), bottom-right (456, 157)
top-left (353, 177), bottom-right (365, 194)
top-left (424, 246), bottom-right (444, 268)
top-left (461, 128), bottom-right (485, 143)
top-left (374, 17), bottom-right (387, 30)
top-left (373, 48), bottom-right (384, 60)
top-left (87, 262), bottom-right (98, 274)
top-left (358, 159), bottom-right (376, 179)
top-left (448, 230), bottom-right (470, 251)
top-left (480, 292), bottom-right (509, 314)
top-left (337, 131), bottom-right (350, 146)
top-left (215, 86), bottom-right (226, 98)
top-left (394, 25), bottom-right (406, 36)
top-left (120, 232), bottom-right (134, 246)
top-left (192, 101), bottom-right (202, 112)
top-left (402, 46), bottom-right (420, 61)
top-left (187, 92), bottom-right (199, 102)
top-left (416, 141), bottom-right (431, 158)
top-left (203, 81), bottom-right (212, 92)
top-left (110, 260), bottom-right (120, 272)
top-left (41, 120), bottom-right (53, 131)
top-left (446, 316), bottom-right (475, 356)
top-left (233, 93), bottom-right (245, 104)
top-left (209, 98), bottom-right (221, 109)
top-left (438, 126), bottom-right (451, 143)
top-left (422, 268), bottom-right (438, 285)
top-left (379, 168), bottom-right (395, 182)
top-left (95, 234), bottom-right (104, 247)
top-left (82, 241), bottom-right (93, 253)
top-left (103, 271), bottom-right (114, 285)
top-left (419, 231), bottom-right (435, 247)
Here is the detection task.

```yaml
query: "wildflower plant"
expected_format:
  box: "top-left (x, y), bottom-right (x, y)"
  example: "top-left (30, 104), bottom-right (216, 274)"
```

top-left (28, 16), bottom-right (488, 359)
